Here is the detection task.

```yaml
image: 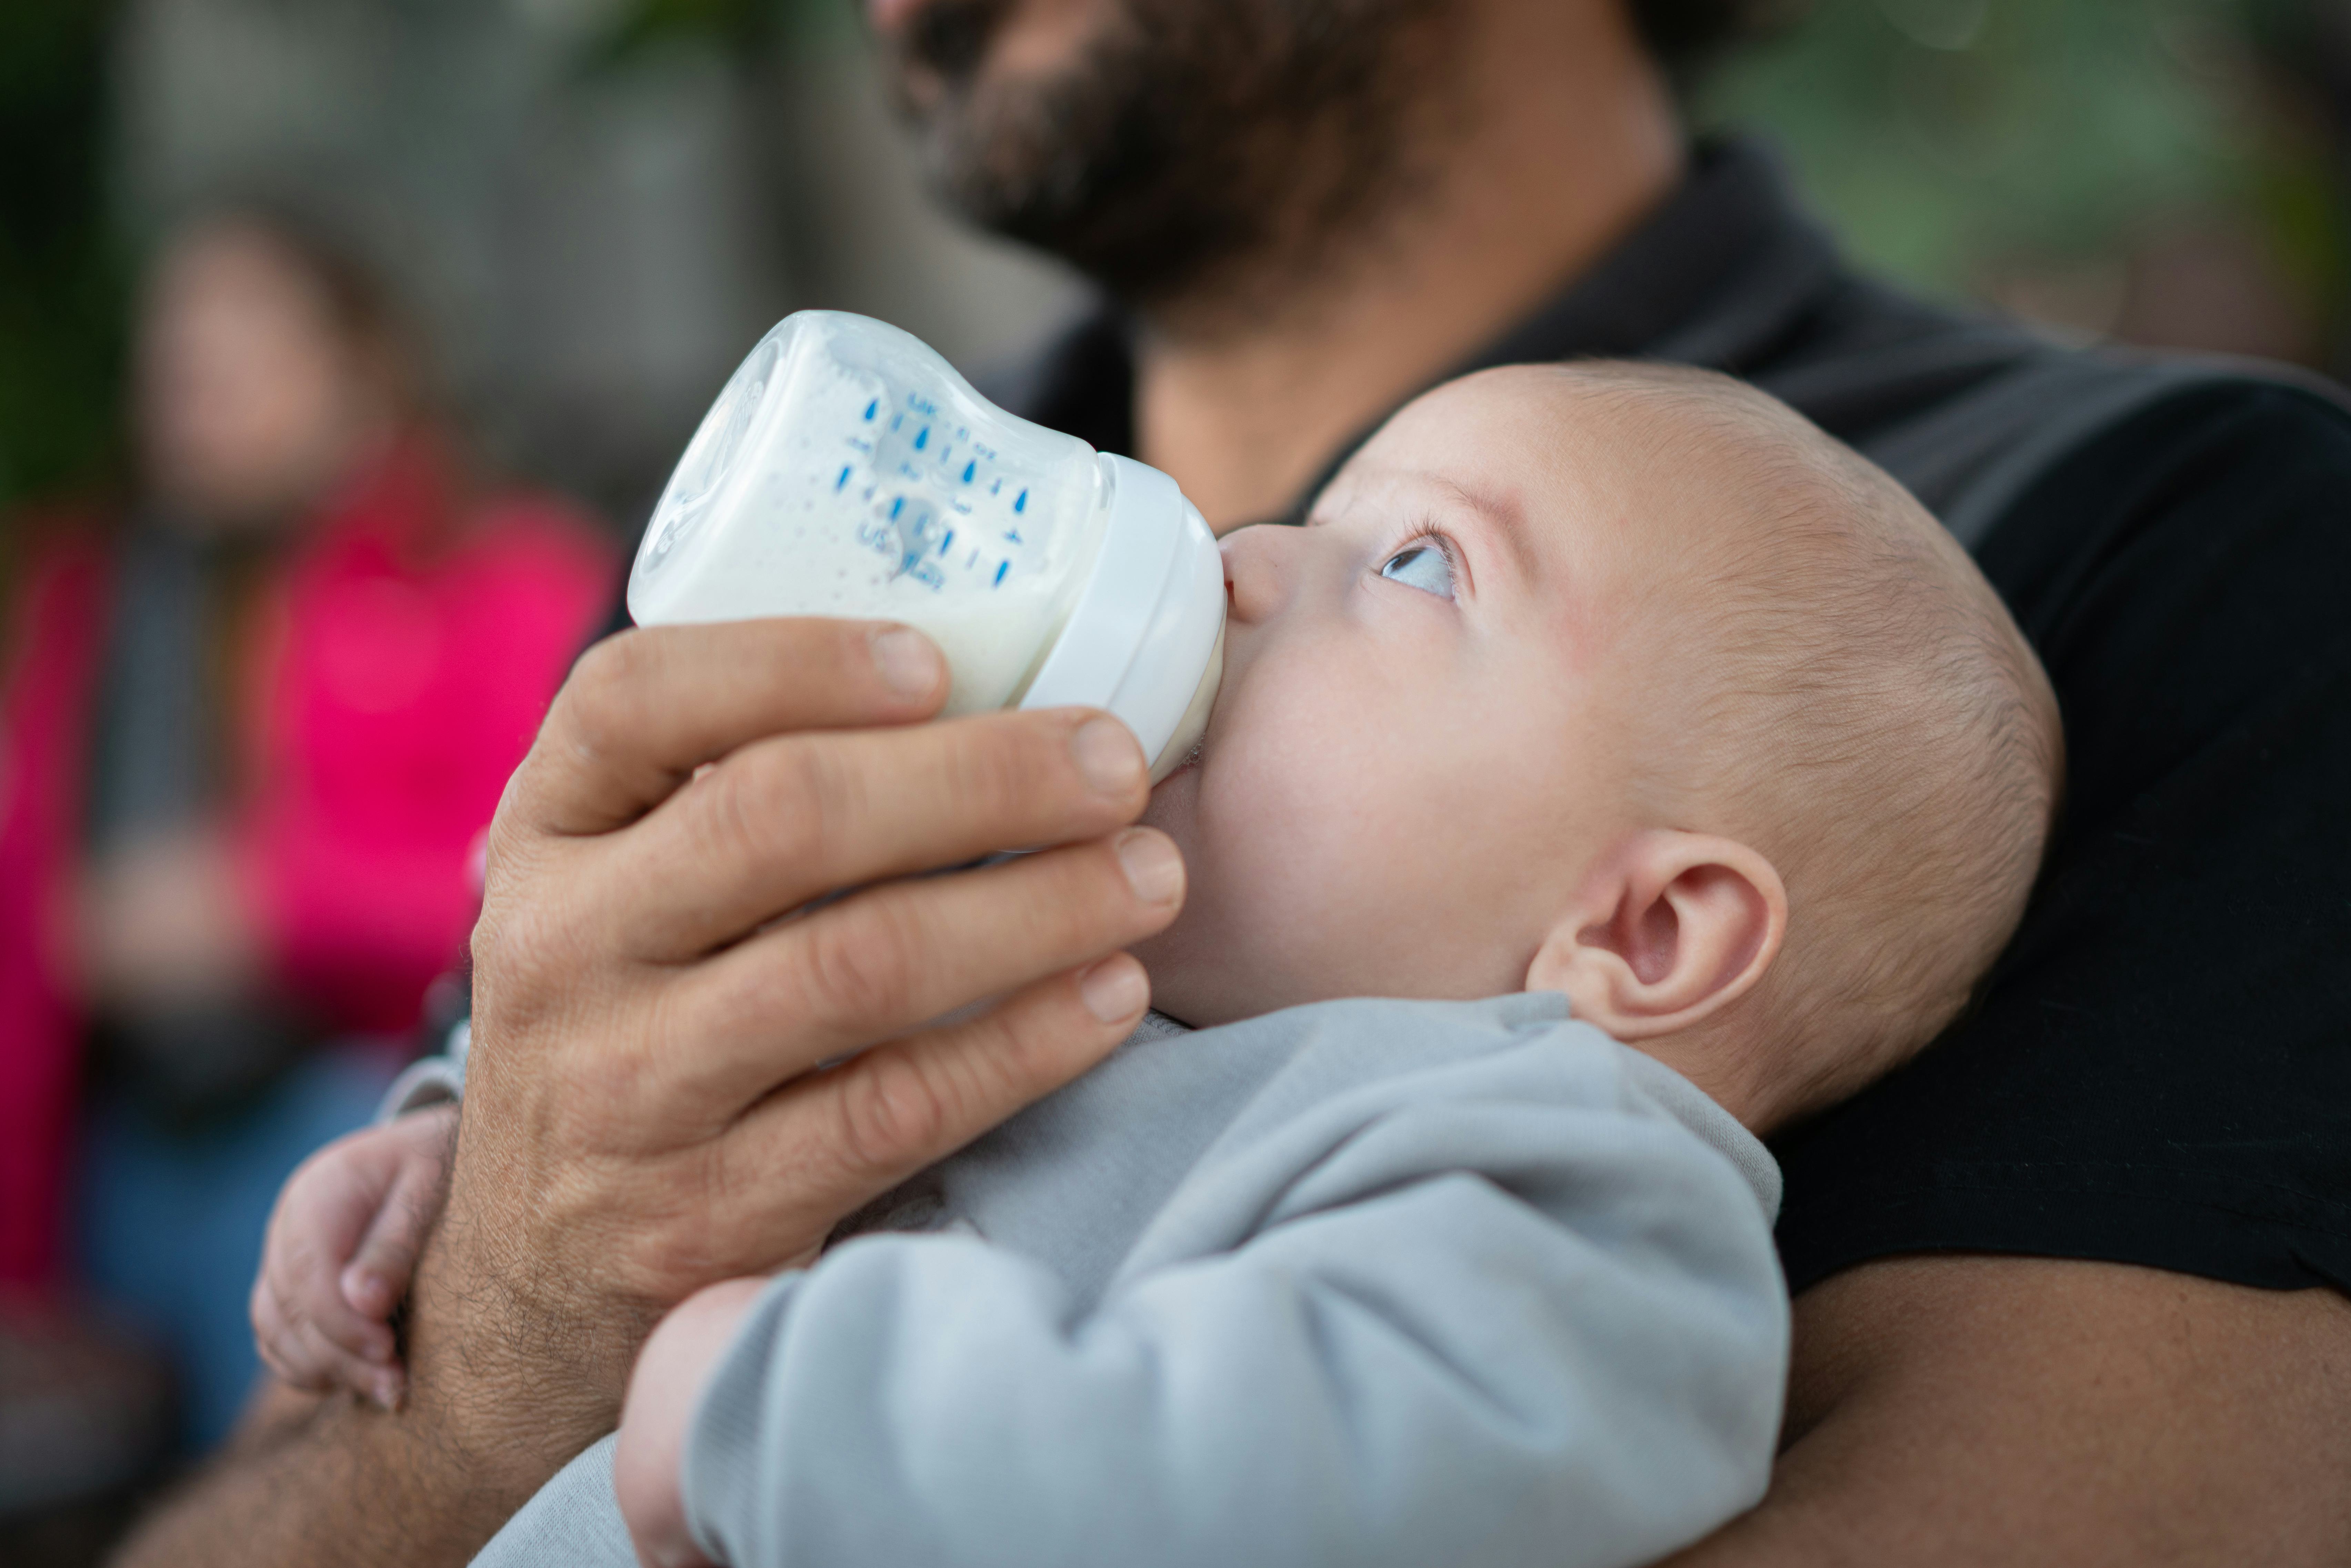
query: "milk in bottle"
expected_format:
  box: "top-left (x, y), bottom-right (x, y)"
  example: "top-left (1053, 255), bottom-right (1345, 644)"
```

top-left (629, 311), bottom-right (1224, 778)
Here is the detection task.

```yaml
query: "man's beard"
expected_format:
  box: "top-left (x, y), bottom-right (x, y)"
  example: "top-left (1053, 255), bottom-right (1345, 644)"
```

top-left (884, 0), bottom-right (1452, 312)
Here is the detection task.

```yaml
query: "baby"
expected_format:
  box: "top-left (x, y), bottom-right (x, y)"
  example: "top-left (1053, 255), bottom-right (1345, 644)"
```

top-left (253, 363), bottom-right (2061, 1568)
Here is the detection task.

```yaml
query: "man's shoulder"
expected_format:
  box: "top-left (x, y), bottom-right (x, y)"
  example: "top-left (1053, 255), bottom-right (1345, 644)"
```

top-left (1786, 311), bottom-right (2351, 554)
top-left (1727, 235), bottom-right (2350, 552)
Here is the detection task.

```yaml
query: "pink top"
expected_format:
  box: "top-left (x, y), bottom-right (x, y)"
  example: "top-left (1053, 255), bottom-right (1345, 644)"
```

top-left (0, 439), bottom-right (618, 1287)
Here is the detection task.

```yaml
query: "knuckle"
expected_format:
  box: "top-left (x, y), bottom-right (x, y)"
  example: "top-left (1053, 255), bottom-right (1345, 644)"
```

top-left (793, 900), bottom-right (919, 1029)
top-left (685, 759), bottom-right (768, 873)
top-left (558, 632), bottom-right (652, 761)
top-left (832, 1049), bottom-right (951, 1178)
top-left (700, 739), bottom-right (851, 879)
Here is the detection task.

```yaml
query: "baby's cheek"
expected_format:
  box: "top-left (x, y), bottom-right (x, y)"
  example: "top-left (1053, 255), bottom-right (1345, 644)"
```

top-left (1197, 747), bottom-right (1404, 1003)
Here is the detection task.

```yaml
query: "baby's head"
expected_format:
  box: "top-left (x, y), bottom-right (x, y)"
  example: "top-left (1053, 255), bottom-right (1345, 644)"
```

top-left (1135, 362), bottom-right (2062, 1132)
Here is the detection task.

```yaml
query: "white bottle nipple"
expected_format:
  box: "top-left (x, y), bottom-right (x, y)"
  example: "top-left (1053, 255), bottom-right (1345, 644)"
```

top-left (629, 311), bottom-right (1223, 779)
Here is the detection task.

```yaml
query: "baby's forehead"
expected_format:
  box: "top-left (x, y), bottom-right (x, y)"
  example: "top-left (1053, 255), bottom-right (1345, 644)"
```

top-left (1353, 367), bottom-right (1729, 502)
top-left (1333, 369), bottom-right (1745, 557)
top-left (1374, 365), bottom-right (1615, 451)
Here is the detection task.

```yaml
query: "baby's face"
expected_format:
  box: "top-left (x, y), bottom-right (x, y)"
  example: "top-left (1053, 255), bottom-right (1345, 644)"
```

top-left (1136, 369), bottom-right (1670, 1026)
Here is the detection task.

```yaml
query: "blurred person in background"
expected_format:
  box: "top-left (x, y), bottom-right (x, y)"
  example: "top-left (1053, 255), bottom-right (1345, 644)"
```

top-left (0, 202), bottom-right (617, 1471)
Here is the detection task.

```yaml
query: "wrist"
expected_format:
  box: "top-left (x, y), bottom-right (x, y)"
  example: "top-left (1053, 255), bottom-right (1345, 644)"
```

top-left (403, 1180), bottom-right (657, 1503)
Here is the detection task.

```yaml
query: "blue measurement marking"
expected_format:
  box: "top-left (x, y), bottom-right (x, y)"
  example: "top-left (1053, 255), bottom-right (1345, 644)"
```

top-left (1014, 489), bottom-right (1028, 514)
top-left (890, 497), bottom-right (904, 520)
top-left (835, 466), bottom-right (850, 491)
top-left (961, 461), bottom-right (976, 483)
top-left (914, 427), bottom-right (929, 451)
top-left (890, 413), bottom-right (903, 431)
top-left (863, 399), bottom-right (878, 421)
top-left (1005, 528), bottom-right (1023, 545)
top-left (939, 529), bottom-right (954, 555)
top-left (994, 561), bottom-right (1009, 587)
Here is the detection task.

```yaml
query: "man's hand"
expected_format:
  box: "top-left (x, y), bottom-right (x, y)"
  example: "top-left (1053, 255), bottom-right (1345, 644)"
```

top-left (115, 617), bottom-right (1183, 1568)
top-left (420, 617), bottom-right (1183, 1485)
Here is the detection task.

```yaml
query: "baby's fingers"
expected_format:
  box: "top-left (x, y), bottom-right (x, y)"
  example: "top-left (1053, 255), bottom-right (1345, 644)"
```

top-left (251, 1275), bottom-right (335, 1394)
top-left (271, 1221), bottom-right (399, 1365)
top-left (256, 1226), bottom-right (400, 1372)
top-left (309, 1317), bottom-right (406, 1411)
top-left (289, 1312), bottom-right (405, 1410)
top-left (340, 1154), bottom-right (444, 1320)
top-left (251, 1274), bottom-right (398, 1406)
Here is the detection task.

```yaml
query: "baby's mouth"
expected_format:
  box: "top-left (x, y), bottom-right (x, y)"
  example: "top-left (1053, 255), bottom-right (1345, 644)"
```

top-left (1158, 737), bottom-right (1206, 782)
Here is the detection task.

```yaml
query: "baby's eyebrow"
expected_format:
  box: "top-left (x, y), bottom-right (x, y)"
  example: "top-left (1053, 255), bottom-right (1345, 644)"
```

top-left (1429, 476), bottom-right (1539, 588)
top-left (1304, 471), bottom-right (1535, 586)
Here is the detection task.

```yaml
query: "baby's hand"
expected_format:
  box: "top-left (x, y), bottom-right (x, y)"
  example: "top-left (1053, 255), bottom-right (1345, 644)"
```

top-left (616, 1277), bottom-right (773, 1568)
top-left (249, 1103), bottom-right (457, 1409)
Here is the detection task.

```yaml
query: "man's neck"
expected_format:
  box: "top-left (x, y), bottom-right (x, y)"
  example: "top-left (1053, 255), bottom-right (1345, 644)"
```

top-left (1131, 2), bottom-right (1685, 530)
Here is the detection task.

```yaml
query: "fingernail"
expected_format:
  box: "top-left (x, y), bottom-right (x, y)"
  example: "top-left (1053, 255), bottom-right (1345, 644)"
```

top-left (1115, 828), bottom-right (1184, 906)
top-left (373, 1374), bottom-right (403, 1412)
top-left (1073, 717), bottom-right (1143, 797)
top-left (1078, 956), bottom-right (1149, 1023)
top-left (871, 627), bottom-right (942, 698)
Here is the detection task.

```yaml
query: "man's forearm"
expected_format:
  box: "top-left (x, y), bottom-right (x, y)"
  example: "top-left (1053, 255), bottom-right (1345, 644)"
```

top-left (114, 1201), bottom-right (630, 1568)
top-left (113, 1383), bottom-right (551, 1568)
top-left (1664, 1256), bottom-right (2351, 1567)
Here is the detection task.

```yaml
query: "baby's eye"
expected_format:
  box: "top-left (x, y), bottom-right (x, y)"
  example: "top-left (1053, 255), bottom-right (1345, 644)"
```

top-left (1379, 542), bottom-right (1456, 599)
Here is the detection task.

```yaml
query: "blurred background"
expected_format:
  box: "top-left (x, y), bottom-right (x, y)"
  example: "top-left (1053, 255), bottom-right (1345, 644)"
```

top-left (7, 0), bottom-right (2349, 553)
top-left (3, 0), bottom-right (2347, 1560)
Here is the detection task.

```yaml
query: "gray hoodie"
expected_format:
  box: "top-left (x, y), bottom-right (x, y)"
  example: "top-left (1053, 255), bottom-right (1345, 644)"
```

top-left (472, 992), bottom-right (1787, 1568)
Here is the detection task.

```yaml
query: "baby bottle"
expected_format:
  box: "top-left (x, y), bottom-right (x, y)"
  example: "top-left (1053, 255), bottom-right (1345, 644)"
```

top-left (628, 311), bottom-right (1225, 780)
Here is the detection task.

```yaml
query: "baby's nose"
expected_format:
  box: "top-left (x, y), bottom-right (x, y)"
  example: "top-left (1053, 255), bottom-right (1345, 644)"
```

top-left (1219, 529), bottom-right (1288, 624)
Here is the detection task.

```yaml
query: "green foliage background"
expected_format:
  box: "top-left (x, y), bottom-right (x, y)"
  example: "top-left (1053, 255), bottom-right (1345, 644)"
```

top-left (1696, 0), bottom-right (2343, 311)
top-left (0, 0), bottom-right (127, 545)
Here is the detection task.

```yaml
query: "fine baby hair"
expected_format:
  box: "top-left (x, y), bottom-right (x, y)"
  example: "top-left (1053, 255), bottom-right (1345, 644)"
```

top-left (1550, 361), bottom-right (2064, 1118)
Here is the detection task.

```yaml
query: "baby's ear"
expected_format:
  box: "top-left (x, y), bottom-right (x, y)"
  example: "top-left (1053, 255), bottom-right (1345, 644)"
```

top-left (1524, 830), bottom-right (1786, 1041)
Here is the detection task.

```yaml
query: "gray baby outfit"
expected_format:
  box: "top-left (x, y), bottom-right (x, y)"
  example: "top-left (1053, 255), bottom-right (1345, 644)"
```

top-left (470, 992), bottom-right (1788, 1568)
